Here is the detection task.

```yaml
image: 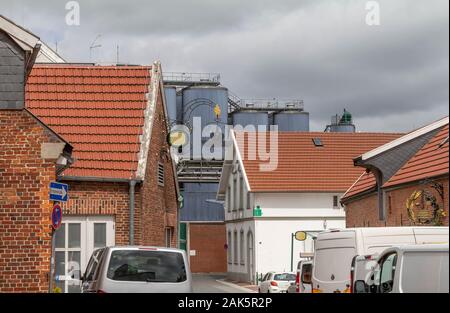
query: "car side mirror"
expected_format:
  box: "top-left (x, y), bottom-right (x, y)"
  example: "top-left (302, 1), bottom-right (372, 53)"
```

top-left (354, 280), bottom-right (367, 293)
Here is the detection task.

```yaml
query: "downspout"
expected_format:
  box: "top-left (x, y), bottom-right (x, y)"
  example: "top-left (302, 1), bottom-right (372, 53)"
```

top-left (129, 180), bottom-right (137, 245)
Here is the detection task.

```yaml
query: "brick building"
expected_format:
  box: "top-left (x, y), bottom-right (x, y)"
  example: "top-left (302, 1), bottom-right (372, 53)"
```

top-left (25, 63), bottom-right (180, 292)
top-left (1, 21), bottom-right (73, 292)
top-left (342, 117), bottom-right (449, 227)
top-left (1, 16), bottom-right (180, 293)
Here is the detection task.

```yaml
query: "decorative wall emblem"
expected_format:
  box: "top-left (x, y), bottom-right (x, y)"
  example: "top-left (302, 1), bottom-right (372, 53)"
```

top-left (406, 189), bottom-right (446, 226)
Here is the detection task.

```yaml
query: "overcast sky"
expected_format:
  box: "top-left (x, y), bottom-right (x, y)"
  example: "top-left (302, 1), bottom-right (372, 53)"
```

top-left (1, 0), bottom-right (448, 132)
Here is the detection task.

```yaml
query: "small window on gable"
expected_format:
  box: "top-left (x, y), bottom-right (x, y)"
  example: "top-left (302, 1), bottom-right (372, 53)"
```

top-left (158, 163), bottom-right (165, 187)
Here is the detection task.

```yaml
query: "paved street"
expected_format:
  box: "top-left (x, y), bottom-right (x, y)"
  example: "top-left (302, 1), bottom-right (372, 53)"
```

top-left (192, 274), bottom-right (255, 293)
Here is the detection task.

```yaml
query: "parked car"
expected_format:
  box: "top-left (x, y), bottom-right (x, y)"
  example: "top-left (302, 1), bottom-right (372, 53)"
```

top-left (81, 246), bottom-right (192, 293)
top-left (310, 226), bottom-right (449, 293)
top-left (259, 272), bottom-right (296, 293)
top-left (287, 260), bottom-right (313, 293)
top-left (354, 244), bottom-right (449, 293)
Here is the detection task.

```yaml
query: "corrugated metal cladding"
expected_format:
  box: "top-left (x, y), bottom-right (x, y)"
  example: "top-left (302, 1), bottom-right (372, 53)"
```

top-left (180, 183), bottom-right (224, 222)
top-left (182, 86), bottom-right (228, 131)
top-left (273, 111), bottom-right (310, 132)
top-left (232, 111), bottom-right (270, 131)
top-left (164, 86), bottom-right (177, 125)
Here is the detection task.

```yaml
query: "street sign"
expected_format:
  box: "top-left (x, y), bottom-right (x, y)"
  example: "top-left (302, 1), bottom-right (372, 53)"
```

top-left (49, 182), bottom-right (69, 202)
top-left (51, 204), bottom-right (63, 230)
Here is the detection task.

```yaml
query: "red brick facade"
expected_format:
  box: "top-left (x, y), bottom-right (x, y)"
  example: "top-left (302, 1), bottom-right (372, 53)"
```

top-left (189, 223), bottom-right (227, 273)
top-left (140, 89), bottom-right (178, 247)
top-left (345, 177), bottom-right (449, 227)
top-left (0, 110), bottom-right (61, 292)
top-left (59, 85), bottom-right (179, 248)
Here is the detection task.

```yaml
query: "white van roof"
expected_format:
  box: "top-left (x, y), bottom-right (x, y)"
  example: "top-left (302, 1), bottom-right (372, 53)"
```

top-left (315, 227), bottom-right (449, 255)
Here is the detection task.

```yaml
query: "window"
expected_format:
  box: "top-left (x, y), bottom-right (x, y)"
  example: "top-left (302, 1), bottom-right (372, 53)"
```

top-left (274, 273), bottom-right (296, 281)
top-left (247, 192), bottom-right (251, 210)
top-left (312, 138), bottom-right (323, 147)
top-left (240, 230), bottom-right (245, 265)
top-left (233, 231), bottom-right (238, 264)
top-left (333, 196), bottom-right (339, 209)
top-left (165, 227), bottom-right (173, 248)
top-left (94, 223), bottom-right (107, 249)
top-left (379, 253), bottom-right (397, 293)
top-left (157, 163), bottom-right (165, 186)
top-left (233, 178), bottom-right (238, 211)
top-left (239, 177), bottom-right (244, 210)
top-left (107, 250), bottom-right (187, 283)
top-left (227, 232), bottom-right (232, 264)
top-left (227, 186), bottom-right (231, 213)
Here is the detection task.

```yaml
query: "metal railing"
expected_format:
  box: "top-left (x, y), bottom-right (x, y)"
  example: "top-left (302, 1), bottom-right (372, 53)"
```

top-left (163, 72), bottom-right (221, 84)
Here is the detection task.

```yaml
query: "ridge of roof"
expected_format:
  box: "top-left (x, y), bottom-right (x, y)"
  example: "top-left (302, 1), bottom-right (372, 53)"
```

top-left (383, 124), bottom-right (449, 188)
top-left (361, 116), bottom-right (449, 161)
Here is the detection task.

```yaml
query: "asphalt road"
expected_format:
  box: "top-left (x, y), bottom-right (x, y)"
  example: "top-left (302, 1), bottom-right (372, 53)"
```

top-left (192, 274), bottom-right (254, 293)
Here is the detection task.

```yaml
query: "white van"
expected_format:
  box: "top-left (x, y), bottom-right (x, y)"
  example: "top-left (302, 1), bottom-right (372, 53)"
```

top-left (311, 227), bottom-right (449, 293)
top-left (355, 244), bottom-right (449, 293)
top-left (81, 246), bottom-right (192, 293)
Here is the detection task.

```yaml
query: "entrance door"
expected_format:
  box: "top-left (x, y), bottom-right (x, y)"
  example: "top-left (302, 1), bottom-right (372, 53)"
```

top-left (53, 216), bottom-right (114, 293)
top-left (247, 231), bottom-right (254, 284)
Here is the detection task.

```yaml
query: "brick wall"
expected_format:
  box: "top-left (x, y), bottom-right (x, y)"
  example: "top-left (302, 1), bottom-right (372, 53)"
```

top-left (0, 110), bottom-right (60, 292)
top-left (60, 181), bottom-right (142, 246)
top-left (139, 85), bottom-right (178, 247)
top-left (345, 177), bottom-right (449, 227)
top-left (189, 223), bottom-right (227, 273)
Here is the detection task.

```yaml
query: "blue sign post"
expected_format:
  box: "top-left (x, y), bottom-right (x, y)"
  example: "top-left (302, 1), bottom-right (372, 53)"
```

top-left (49, 182), bottom-right (69, 202)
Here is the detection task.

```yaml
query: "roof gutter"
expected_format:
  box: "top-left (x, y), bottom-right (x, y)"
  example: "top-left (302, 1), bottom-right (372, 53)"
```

top-left (58, 176), bottom-right (142, 183)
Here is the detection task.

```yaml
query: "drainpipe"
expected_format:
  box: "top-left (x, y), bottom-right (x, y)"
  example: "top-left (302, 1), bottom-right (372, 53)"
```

top-left (129, 180), bottom-right (137, 245)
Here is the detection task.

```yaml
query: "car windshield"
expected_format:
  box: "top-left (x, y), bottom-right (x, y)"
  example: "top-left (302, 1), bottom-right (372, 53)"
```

top-left (107, 250), bottom-right (187, 283)
top-left (274, 273), bottom-right (296, 281)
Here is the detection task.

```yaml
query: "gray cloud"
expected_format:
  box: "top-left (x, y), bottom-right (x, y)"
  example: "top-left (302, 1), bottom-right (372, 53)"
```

top-left (1, 0), bottom-right (448, 132)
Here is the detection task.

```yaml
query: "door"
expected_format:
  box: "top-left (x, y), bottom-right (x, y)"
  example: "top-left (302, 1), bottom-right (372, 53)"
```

top-left (53, 216), bottom-right (114, 293)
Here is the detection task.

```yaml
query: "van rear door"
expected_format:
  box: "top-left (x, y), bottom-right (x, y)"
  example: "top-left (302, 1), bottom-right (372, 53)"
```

top-left (313, 231), bottom-right (356, 293)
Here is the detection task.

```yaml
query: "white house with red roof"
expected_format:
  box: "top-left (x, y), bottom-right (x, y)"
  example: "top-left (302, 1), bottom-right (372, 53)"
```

top-left (217, 130), bottom-right (401, 283)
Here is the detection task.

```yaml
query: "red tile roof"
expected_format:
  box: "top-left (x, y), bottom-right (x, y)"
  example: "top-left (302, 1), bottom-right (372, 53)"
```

top-left (383, 124), bottom-right (449, 188)
top-left (236, 132), bottom-right (402, 192)
top-left (26, 65), bottom-right (152, 180)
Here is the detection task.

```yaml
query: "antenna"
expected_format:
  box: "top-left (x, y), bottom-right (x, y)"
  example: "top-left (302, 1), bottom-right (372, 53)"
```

top-left (89, 34), bottom-right (102, 62)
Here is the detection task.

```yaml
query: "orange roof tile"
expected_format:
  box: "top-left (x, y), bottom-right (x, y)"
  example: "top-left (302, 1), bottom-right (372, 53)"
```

top-left (236, 132), bottom-right (402, 192)
top-left (26, 65), bottom-right (152, 180)
top-left (383, 125), bottom-right (449, 188)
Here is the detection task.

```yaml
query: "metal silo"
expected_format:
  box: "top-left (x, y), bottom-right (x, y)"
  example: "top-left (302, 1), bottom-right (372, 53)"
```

top-left (164, 86), bottom-right (177, 125)
top-left (176, 92), bottom-right (183, 123)
top-left (182, 86), bottom-right (228, 160)
top-left (273, 111), bottom-right (310, 132)
top-left (325, 109), bottom-right (356, 133)
top-left (232, 111), bottom-right (270, 131)
top-left (182, 86), bottom-right (229, 131)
